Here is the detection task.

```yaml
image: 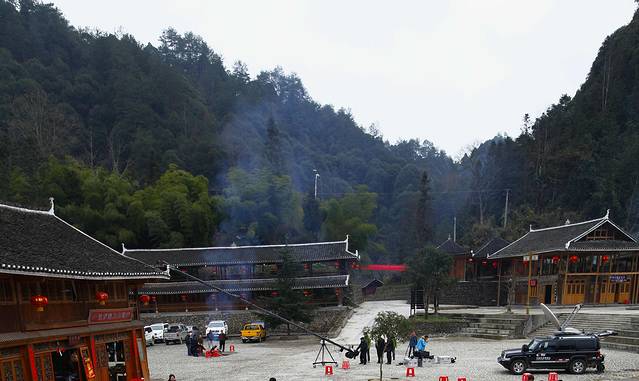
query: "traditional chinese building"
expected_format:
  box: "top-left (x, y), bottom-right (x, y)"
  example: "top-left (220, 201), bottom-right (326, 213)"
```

top-left (124, 239), bottom-right (359, 312)
top-left (489, 212), bottom-right (639, 305)
top-left (437, 236), bottom-right (470, 280)
top-left (0, 202), bottom-right (168, 381)
top-left (469, 237), bottom-right (511, 281)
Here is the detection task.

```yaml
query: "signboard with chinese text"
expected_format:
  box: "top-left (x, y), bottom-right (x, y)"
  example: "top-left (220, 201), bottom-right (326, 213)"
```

top-left (88, 308), bottom-right (133, 324)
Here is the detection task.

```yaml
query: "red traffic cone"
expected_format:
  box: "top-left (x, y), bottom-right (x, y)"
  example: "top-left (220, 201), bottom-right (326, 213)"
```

top-left (341, 360), bottom-right (350, 369)
top-left (324, 365), bottom-right (333, 375)
top-left (405, 367), bottom-right (415, 377)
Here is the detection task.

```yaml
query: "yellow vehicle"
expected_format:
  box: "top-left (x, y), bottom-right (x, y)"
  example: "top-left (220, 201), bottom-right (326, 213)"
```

top-left (241, 322), bottom-right (267, 343)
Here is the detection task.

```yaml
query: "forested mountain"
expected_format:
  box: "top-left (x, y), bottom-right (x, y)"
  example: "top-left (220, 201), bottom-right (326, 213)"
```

top-left (2, 0), bottom-right (639, 263)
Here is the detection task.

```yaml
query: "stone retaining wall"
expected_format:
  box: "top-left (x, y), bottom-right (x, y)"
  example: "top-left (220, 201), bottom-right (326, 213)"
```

top-left (438, 281), bottom-right (509, 306)
top-left (140, 306), bottom-right (352, 336)
top-left (409, 320), bottom-right (468, 336)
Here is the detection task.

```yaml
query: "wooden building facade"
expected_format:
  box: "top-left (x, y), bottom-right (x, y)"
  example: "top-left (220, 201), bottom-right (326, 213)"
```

top-left (489, 213), bottom-right (639, 306)
top-left (124, 240), bottom-right (359, 312)
top-left (0, 202), bottom-right (168, 381)
top-left (437, 237), bottom-right (470, 281)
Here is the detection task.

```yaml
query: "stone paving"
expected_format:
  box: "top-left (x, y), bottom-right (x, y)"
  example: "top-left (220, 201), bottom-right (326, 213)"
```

top-left (146, 335), bottom-right (639, 381)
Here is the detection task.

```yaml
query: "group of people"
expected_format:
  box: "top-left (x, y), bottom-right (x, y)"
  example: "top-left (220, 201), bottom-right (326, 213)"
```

top-left (184, 330), bottom-right (228, 357)
top-left (408, 332), bottom-right (431, 361)
top-left (354, 333), bottom-right (396, 365)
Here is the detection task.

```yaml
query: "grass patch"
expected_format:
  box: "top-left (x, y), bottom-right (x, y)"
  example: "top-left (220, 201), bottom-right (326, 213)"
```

top-left (408, 315), bottom-right (455, 323)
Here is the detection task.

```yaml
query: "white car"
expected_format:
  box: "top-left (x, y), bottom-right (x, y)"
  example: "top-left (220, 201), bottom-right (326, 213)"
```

top-left (205, 320), bottom-right (228, 337)
top-left (144, 326), bottom-right (154, 346)
top-left (149, 323), bottom-right (168, 343)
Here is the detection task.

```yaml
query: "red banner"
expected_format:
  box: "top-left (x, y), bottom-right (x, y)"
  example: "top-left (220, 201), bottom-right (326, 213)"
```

top-left (362, 264), bottom-right (407, 272)
top-left (88, 308), bottom-right (133, 324)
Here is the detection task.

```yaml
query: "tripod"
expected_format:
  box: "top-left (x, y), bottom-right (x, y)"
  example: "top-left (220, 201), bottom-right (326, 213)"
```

top-left (313, 340), bottom-right (338, 368)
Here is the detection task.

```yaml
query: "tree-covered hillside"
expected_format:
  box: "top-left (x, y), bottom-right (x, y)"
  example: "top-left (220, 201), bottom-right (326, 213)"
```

top-left (3, 0), bottom-right (639, 263)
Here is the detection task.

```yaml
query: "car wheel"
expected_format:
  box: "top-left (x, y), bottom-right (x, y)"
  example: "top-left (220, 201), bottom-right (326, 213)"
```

top-left (510, 359), bottom-right (527, 375)
top-left (570, 359), bottom-right (587, 374)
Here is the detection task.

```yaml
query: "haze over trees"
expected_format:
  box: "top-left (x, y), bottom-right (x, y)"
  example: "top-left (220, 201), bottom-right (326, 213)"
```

top-left (2, 0), bottom-right (639, 262)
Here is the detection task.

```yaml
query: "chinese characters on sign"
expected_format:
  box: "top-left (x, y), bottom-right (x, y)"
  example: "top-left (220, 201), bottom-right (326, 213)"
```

top-left (87, 308), bottom-right (133, 324)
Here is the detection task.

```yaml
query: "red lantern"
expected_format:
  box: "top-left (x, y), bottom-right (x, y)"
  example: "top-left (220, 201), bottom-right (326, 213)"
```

top-left (569, 255), bottom-right (579, 263)
top-left (551, 255), bottom-right (560, 264)
top-left (350, 262), bottom-right (360, 270)
top-left (95, 291), bottom-right (109, 306)
top-left (180, 294), bottom-right (188, 302)
top-left (139, 294), bottom-right (151, 306)
top-left (492, 261), bottom-right (498, 269)
top-left (271, 291), bottom-right (279, 297)
top-left (303, 290), bottom-right (312, 297)
top-left (602, 255), bottom-right (610, 263)
top-left (31, 295), bottom-right (48, 312)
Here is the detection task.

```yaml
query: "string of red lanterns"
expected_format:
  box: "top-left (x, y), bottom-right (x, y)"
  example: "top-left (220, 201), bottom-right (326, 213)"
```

top-left (139, 294), bottom-right (151, 306)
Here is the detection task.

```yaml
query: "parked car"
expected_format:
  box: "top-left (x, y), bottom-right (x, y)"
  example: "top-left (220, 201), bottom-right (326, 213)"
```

top-left (149, 323), bottom-right (168, 344)
top-left (241, 322), bottom-right (266, 343)
top-left (164, 323), bottom-right (189, 344)
top-left (205, 320), bottom-right (228, 338)
top-left (144, 326), bottom-right (154, 346)
top-left (498, 333), bottom-right (606, 375)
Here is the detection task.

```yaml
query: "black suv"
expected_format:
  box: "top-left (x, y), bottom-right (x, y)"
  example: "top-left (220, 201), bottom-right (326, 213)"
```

top-left (498, 333), bottom-right (605, 375)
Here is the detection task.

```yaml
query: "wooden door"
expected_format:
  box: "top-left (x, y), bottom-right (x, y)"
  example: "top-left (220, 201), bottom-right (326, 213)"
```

top-left (616, 281), bottom-right (631, 304)
top-left (34, 353), bottom-right (54, 381)
top-left (564, 280), bottom-right (585, 305)
top-left (599, 281), bottom-right (615, 304)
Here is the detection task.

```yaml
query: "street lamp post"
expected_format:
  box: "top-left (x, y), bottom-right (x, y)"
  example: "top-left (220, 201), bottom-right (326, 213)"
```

top-left (313, 169), bottom-right (320, 200)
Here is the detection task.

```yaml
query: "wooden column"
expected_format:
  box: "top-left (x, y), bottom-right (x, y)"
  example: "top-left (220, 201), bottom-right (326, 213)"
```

top-left (496, 260), bottom-right (502, 306)
top-left (561, 255), bottom-right (569, 305)
top-left (26, 344), bottom-right (37, 381)
top-left (593, 254), bottom-right (602, 304)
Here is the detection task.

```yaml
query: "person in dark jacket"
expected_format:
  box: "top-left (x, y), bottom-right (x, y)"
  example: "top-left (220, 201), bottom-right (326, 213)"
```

top-left (375, 337), bottom-right (385, 364)
top-left (185, 332), bottom-right (192, 356)
top-left (355, 337), bottom-right (368, 364)
top-left (385, 337), bottom-right (395, 364)
top-left (218, 332), bottom-right (227, 352)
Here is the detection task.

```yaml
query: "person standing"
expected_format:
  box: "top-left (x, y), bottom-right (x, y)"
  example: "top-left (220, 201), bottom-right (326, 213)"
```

top-left (219, 332), bottom-right (227, 352)
top-left (185, 332), bottom-right (192, 356)
top-left (385, 337), bottom-right (395, 364)
top-left (355, 337), bottom-right (368, 365)
top-left (206, 330), bottom-right (215, 350)
top-left (408, 331), bottom-right (418, 357)
top-left (363, 332), bottom-right (371, 363)
top-left (375, 336), bottom-right (385, 364)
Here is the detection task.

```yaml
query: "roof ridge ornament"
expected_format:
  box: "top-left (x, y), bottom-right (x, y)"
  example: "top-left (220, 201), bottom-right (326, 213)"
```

top-left (565, 241), bottom-right (571, 249)
top-left (48, 197), bottom-right (55, 215)
top-left (605, 209), bottom-right (610, 219)
top-left (121, 243), bottom-right (126, 254)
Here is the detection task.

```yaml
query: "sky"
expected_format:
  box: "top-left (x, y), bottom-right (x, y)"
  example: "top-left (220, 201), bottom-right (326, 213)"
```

top-left (51, 0), bottom-right (637, 157)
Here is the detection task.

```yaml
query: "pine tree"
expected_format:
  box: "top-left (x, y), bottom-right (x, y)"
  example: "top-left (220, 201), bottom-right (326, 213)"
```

top-left (415, 171), bottom-right (433, 247)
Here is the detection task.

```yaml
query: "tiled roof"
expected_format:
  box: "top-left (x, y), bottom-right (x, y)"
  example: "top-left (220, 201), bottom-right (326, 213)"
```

top-left (125, 240), bottom-right (358, 267)
top-left (569, 240), bottom-right (639, 251)
top-left (472, 237), bottom-right (511, 259)
top-left (0, 203), bottom-right (168, 280)
top-left (489, 215), bottom-right (637, 259)
top-left (437, 237), bottom-right (469, 256)
top-left (139, 275), bottom-right (350, 295)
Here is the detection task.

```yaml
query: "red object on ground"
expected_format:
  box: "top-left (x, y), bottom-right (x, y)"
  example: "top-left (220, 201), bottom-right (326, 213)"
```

top-left (341, 360), bottom-right (350, 369)
top-left (458, 378), bottom-right (467, 381)
top-left (439, 376), bottom-right (449, 381)
top-left (547, 372), bottom-right (558, 381)
top-left (405, 367), bottom-right (415, 377)
top-left (324, 365), bottom-right (333, 375)
top-left (361, 264), bottom-right (407, 272)
top-left (522, 373), bottom-right (533, 381)
top-left (229, 344), bottom-right (235, 352)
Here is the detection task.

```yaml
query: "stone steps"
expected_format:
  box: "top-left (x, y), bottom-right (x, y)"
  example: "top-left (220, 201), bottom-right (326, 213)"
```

top-left (451, 314), bottom-right (528, 340)
top-left (530, 313), bottom-right (639, 353)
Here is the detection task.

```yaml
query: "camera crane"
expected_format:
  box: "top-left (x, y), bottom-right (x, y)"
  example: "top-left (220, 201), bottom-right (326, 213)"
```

top-left (159, 262), bottom-right (356, 365)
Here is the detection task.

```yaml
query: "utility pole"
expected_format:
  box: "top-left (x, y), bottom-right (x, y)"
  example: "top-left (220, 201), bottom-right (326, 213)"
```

top-left (453, 216), bottom-right (457, 242)
top-left (503, 189), bottom-right (510, 228)
top-left (313, 169), bottom-right (320, 200)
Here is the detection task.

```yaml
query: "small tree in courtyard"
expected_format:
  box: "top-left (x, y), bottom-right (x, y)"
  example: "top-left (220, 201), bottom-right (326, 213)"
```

top-left (407, 246), bottom-right (453, 318)
top-left (365, 311), bottom-right (411, 380)
top-left (260, 249), bottom-right (314, 334)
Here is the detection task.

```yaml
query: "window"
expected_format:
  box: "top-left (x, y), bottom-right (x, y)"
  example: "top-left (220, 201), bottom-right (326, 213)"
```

top-left (557, 339), bottom-right (576, 351)
top-left (0, 279), bottom-right (15, 304)
top-left (0, 358), bottom-right (25, 381)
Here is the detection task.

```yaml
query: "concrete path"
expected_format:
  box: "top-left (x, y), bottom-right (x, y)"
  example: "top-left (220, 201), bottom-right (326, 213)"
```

top-left (333, 300), bottom-right (410, 345)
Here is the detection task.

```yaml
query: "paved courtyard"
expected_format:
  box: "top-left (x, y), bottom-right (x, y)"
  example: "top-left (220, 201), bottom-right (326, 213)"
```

top-left (147, 335), bottom-right (639, 380)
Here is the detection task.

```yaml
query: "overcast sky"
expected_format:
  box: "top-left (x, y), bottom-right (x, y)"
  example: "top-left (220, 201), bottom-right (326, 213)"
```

top-left (51, 0), bottom-right (636, 157)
